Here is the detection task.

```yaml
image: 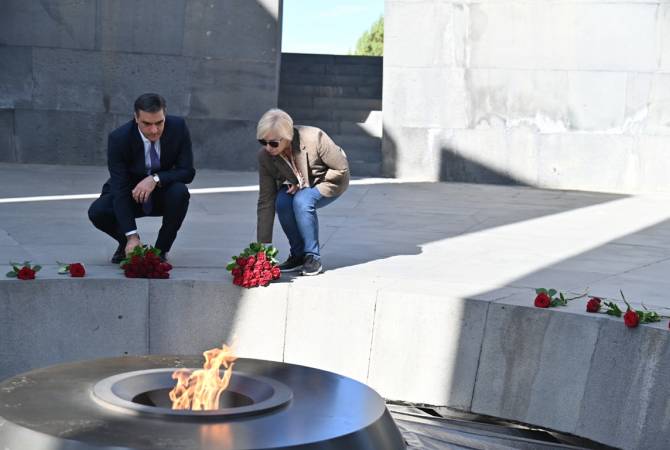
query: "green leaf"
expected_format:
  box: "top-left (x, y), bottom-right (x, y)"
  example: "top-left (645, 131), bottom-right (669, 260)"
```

top-left (548, 289), bottom-right (557, 297)
top-left (57, 266), bottom-right (69, 275)
top-left (535, 288), bottom-right (547, 294)
top-left (6, 271), bottom-right (17, 278)
top-left (550, 299), bottom-right (560, 307)
top-left (32, 265), bottom-right (41, 272)
top-left (225, 262), bottom-right (237, 271)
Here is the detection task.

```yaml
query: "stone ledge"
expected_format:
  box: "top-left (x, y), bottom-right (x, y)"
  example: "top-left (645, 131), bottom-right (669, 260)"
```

top-left (1, 277), bottom-right (667, 449)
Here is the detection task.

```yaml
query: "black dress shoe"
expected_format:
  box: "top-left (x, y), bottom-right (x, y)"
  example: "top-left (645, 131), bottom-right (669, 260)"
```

top-left (111, 245), bottom-right (125, 264)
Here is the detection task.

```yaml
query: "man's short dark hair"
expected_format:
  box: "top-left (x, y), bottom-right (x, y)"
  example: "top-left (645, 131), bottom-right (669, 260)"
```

top-left (134, 93), bottom-right (167, 114)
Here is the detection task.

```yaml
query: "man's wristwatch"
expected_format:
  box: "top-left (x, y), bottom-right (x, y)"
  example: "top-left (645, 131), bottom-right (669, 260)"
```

top-left (152, 174), bottom-right (160, 185)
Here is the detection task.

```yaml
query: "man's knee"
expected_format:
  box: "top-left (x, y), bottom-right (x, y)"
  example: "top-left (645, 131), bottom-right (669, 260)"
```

top-left (88, 198), bottom-right (105, 225)
top-left (164, 182), bottom-right (190, 204)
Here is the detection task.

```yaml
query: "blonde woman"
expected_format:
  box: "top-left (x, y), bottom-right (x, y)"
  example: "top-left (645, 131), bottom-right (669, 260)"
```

top-left (256, 108), bottom-right (349, 275)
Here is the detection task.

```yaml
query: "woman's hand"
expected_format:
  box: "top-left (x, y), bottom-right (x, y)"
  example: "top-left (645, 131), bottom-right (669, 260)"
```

top-left (286, 183), bottom-right (298, 195)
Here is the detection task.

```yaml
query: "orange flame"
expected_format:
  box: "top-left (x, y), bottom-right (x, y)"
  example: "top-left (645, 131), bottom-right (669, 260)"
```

top-left (168, 343), bottom-right (238, 410)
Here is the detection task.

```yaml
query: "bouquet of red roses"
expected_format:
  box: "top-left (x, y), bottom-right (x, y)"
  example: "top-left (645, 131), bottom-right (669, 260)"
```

top-left (120, 246), bottom-right (172, 279)
top-left (226, 243), bottom-right (280, 288)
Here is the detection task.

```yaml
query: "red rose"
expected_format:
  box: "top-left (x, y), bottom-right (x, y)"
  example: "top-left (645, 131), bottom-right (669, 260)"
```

top-left (17, 267), bottom-right (35, 280)
top-left (247, 256), bottom-right (256, 266)
top-left (257, 252), bottom-right (266, 262)
top-left (586, 297), bottom-right (601, 313)
top-left (534, 292), bottom-right (551, 308)
top-left (624, 309), bottom-right (640, 328)
top-left (271, 266), bottom-right (280, 279)
top-left (69, 263), bottom-right (85, 277)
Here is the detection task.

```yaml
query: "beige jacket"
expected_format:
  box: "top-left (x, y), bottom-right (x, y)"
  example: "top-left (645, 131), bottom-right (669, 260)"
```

top-left (257, 126), bottom-right (350, 243)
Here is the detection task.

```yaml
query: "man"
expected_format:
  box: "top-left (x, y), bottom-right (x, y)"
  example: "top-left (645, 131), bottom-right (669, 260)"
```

top-left (88, 93), bottom-right (195, 263)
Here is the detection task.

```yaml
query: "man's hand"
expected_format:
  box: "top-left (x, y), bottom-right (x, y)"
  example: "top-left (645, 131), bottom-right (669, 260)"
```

top-left (132, 176), bottom-right (158, 203)
top-left (125, 234), bottom-right (142, 255)
top-left (286, 183), bottom-right (298, 195)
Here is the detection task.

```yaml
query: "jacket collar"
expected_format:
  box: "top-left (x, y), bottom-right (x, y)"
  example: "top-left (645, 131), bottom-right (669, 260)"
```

top-left (289, 127), bottom-right (309, 184)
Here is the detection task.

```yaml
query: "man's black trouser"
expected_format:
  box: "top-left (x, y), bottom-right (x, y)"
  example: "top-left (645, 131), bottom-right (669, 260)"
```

top-left (88, 182), bottom-right (190, 255)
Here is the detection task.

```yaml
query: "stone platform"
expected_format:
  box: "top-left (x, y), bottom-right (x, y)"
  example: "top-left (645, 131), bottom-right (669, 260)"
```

top-left (2, 163), bottom-right (670, 449)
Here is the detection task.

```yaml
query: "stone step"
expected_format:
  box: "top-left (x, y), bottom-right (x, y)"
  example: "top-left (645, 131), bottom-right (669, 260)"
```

top-left (281, 72), bottom-right (382, 87)
top-left (281, 61), bottom-right (382, 76)
top-left (285, 107), bottom-right (375, 122)
top-left (279, 96), bottom-right (382, 111)
top-left (332, 134), bottom-right (382, 154)
top-left (348, 160), bottom-right (382, 177)
top-left (282, 53), bottom-right (382, 67)
top-left (279, 84), bottom-right (381, 99)
top-left (299, 121), bottom-right (382, 139)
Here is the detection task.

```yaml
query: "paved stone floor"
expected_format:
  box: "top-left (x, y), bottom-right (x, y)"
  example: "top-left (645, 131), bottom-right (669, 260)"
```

top-left (2, 162), bottom-right (670, 314)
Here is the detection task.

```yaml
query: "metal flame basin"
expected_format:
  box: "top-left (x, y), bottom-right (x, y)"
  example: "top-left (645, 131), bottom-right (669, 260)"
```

top-left (0, 355), bottom-right (406, 450)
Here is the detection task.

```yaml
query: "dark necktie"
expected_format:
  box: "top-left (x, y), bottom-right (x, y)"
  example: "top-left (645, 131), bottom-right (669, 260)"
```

top-left (143, 141), bottom-right (160, 214)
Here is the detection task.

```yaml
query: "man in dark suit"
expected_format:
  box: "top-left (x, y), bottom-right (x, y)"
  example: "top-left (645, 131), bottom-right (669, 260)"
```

top-left (88, 93), bottom-right (195, 263)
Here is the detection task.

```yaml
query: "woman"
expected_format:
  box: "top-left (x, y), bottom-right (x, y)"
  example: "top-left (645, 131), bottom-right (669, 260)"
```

top-left (256, 108), bottom-right (349, 276)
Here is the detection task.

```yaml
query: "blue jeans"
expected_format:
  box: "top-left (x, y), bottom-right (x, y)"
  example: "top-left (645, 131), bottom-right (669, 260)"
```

top-left (276, 186), bottom-right (338, 259)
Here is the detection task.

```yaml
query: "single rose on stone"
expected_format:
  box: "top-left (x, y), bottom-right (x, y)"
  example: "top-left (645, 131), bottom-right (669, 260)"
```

top-left (17, 267), bottom-right (36, 280)
top-left (6, 261), bottom-right (41, 280)
top-left (586, 297), bottom-right (601, 313)
top-left (57, 261), bottom-right (86, 278)
top-left (534, 292), bottom-right (551, 308)
top-left (533, 287), bottom-right (587, 308)
top-left (623, 309), bottom-right (640, 328)
top-left (69, 263), bottom-right (86, 277)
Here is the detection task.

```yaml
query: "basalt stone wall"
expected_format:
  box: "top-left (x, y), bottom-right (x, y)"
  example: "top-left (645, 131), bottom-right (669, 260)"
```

top-left (0, 0), bottom-right (282, 170)
top-left (383, 1), bottom-right (670, 193)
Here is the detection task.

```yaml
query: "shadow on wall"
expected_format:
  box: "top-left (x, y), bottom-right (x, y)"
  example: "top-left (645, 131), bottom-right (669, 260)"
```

top-left (439, 146), bottom-right (528, 186)
top-left (381, 127), bottom-right (526, 185)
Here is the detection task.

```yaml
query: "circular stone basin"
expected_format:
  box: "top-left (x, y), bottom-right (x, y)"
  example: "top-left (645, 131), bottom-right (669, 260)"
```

top-left (0, 356), bottom-right (406, 450)
top-left (93, 368), bottom-right (293, 419)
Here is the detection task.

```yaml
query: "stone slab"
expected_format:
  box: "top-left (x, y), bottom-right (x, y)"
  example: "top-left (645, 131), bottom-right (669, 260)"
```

top-left (189, 59), bottom-right (277, 120)
top-left (0, 110), bottom-right (15, 163)
top-left (471, 300), bottom-right (598, 433)
top-left (0, 279), bottom-right (148, 381)
top-left (575, 318), bottom-right (670, 450)
top-left (96, 0), bottom-right (186, 55)
top-left (32, 47), bottom-right (105, 113)
top-left (283, 283), bottom-right (377, 383)
top-left (13, 110), bottom-right (114, 165)
top-left (148, 280), bottom-right (287, 361)
top-left (100, 52), bottom-right (192, 116)
top-left (467, 2), bottom-right (657, 71)
top-left (0, 0), bottom-right (96, 50)
top-left (385, 1), bottom-right (463, 68)
top-left (368, 291), bottom-right (489, 409)
top-left (0, 46), bottom-right (33, 109)
top-left (186, 118), bottom-right (258, 170)
top-left (182, 0), bottom-right (280, 62)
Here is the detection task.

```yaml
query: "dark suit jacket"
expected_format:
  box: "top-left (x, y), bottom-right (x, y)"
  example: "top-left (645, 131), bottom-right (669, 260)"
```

top-left (101, 115), bottom-right (196, 234)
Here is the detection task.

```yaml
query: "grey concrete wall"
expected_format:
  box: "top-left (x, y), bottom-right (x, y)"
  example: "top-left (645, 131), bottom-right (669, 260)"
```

top-left (383, 0), bottom-right (670, 193)
top-left (3, 278), bottom-right (670, 449)
top-left (0, 0), bottom-right (281, 170)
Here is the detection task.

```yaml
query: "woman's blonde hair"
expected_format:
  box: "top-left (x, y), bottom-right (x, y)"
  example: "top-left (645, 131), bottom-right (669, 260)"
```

top-left (257, 108), bottom-right (294, 141)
